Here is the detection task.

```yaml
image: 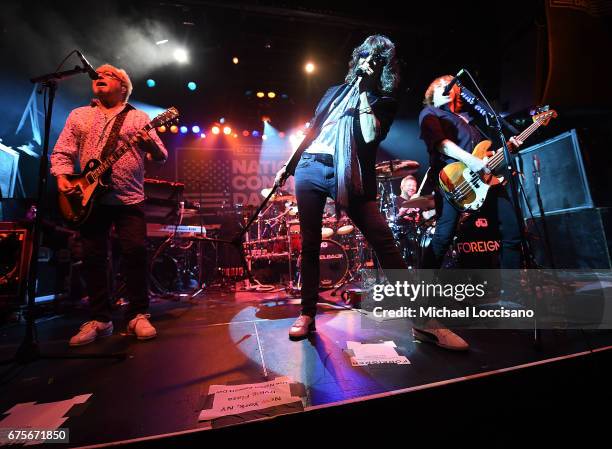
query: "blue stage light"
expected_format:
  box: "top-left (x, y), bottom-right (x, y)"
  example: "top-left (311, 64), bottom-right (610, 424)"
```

top-left (192, 125), bottom-right (200, 134)
top-left (187, 81), bottom-right (197, 91)
top-left (146, 79), bottom-right (156, 88)
top-left (180, 126), bottom-right (188, 134)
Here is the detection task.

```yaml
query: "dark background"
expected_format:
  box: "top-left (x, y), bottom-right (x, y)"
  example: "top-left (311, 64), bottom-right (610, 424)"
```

top-left (0, 0), bottom-right (611, 204)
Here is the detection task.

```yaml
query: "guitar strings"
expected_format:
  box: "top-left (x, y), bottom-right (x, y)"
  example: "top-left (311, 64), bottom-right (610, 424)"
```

top-left (448, 116), bottom-right (547, 201)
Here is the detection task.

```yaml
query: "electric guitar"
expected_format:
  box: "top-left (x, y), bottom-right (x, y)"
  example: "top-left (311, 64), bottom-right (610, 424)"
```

top-left (58, 107), bottom-right (179, 227)
top-left (438, 107), bottom-right (557, 211)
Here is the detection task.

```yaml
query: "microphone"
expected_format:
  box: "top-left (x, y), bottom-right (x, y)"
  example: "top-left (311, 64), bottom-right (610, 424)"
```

top-left (76, 51), bottom-right (100, 80)
top-left (532, 154), bottom-right (541, 185)
top-left (355, 54), bottom-right (384, 77)
top-left (443, 69), bottom-right (464, 96)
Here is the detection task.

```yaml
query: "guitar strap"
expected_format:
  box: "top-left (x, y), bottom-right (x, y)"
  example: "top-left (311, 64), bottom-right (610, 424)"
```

top-left (99, 105), bottom-right (134, 179)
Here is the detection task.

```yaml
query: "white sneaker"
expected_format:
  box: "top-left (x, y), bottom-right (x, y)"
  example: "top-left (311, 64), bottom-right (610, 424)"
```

top-left (69, 320), bottom-right (113, 347)
top-left (127, 314), bottom-right (157, 340)
top-left (288, 315), bottom-right (316, 340)
top-left (412, 326), bottom-right (469, 351)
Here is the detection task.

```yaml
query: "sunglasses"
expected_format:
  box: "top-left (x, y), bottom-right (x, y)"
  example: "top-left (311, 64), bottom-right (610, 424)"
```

top-left (358, 50), bottom-right (384, 63)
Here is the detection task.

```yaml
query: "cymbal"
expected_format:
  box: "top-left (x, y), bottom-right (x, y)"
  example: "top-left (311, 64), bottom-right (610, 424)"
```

top-left (375, 159), bottom-right (420, 179)
top-left (271, 194), bottom-right (296, 202)
top-left (399, 194), bottom-right (435, 210)
top-left (261, 187), bottom-right (295, 203)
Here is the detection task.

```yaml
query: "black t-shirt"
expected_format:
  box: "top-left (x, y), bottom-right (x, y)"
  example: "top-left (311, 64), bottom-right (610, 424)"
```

top-left (418, 105), bottom-right (483, 173)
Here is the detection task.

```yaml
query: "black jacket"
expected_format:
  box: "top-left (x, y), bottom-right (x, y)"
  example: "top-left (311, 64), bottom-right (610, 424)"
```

top-left (287, 83), bottom-right (397, 199)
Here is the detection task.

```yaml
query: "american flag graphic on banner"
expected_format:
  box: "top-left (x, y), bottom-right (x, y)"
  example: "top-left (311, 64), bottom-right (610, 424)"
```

top-left (176, 148), bottom-right (232, 209)
top-left (175, 144), bottom-right (291, 210)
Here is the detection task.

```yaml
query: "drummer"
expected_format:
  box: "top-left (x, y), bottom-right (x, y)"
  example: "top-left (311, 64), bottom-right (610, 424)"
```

top-left (396, 175), bottom-right (436, 222)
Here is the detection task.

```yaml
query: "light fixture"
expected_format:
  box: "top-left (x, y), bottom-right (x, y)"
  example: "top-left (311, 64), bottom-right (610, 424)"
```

top-left (173, 48), bottom-right (188, 63)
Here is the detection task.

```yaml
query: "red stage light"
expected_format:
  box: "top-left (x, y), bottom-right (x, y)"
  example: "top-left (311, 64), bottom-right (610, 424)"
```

top-left (211, 126), bottom-right (220, 135)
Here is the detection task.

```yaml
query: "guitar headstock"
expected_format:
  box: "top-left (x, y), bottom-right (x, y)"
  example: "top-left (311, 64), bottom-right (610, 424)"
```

top-left (150, 107), bottom-right (180, 129)
top-left (531, 105), bottom-right (558, 127)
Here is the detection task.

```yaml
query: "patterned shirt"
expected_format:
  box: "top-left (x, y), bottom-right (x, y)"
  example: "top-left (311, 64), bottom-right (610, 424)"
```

top-left (50, 100), bottom-right (168, 205)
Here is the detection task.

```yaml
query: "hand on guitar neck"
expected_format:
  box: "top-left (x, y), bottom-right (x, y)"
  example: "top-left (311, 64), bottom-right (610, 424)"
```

top-left (274, 164), bottom-right (289, 188)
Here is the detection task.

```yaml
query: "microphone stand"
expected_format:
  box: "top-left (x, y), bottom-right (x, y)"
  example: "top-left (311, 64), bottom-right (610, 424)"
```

top-left (188, 184), bottom-right (280, 293)
top-left (459, 70), bottom-right (541, 346)
top-left (1, 65), bottom-right (126, 370)
top-left (533, 161), bottom-right (556, 269)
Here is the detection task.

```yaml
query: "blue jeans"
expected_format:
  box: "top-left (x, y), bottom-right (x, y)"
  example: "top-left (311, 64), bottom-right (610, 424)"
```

top-left (295, 153), bottom-right (406, 317)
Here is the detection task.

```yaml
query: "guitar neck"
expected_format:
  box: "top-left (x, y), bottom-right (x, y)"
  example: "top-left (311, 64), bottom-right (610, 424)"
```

top-left (89, 123), bottom-right (153, 181)
top-left (488, 117), bottom-right (547, 171)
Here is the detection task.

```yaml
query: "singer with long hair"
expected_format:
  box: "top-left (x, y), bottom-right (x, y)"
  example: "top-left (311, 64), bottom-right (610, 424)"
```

top-left (274, 35), bottom-right (404, 339)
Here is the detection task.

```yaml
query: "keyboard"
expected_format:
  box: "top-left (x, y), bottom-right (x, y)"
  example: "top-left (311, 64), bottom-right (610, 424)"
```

top-left (146, 223), bottom-right (220, 238)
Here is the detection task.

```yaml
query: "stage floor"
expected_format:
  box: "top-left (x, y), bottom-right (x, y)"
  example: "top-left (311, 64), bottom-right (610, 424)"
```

top-left (1, 288), bottom-right (611, 447)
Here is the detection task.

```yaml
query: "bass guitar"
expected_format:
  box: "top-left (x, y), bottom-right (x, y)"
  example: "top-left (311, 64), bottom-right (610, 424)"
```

top-left (439, 107), bottom-right (557, 211)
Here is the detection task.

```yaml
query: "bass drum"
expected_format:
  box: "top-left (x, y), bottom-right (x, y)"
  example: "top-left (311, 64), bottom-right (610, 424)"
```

top-left (297, 239), bottom-right (348, 289)
top-left (415, 222), bottom-right (437, 269)
top-left (150, 253), bottom-right (178, 294)
top-left (149, 238), bottom-right (201, 294)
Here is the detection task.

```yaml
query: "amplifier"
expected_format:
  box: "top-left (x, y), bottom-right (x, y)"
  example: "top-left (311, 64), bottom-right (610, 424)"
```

top-left (0, 222), bottom-right (31, 306)
top-left (516, 129), bottom-right (593, 217)
top-left (525, 208), bottom-right (612, 269)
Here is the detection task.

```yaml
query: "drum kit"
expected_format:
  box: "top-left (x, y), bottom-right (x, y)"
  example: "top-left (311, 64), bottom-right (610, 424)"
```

top-left (241, 158), bottom-right (438, 291)
top-left (242, 190), bottom-right (371, 290)
top-left (375, 159), bottom-right (438, 268)
top-left (148, 158), bottom-right (439, 296)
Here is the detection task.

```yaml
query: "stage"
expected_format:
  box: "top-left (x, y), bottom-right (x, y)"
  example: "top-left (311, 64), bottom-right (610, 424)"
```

top-left (1, 289), bottom-right (611, 447)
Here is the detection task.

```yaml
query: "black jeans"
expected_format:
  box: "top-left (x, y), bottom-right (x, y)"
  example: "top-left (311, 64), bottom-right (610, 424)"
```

top-left (424, 185), bottom-right (522, 269)
top-left (79, 202), bottom-right (149, 322)
top-left (295, 153), bottom-right (407, 317)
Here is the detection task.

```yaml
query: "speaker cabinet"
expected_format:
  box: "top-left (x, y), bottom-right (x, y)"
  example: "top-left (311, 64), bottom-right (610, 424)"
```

top-left (0, 222), bottom-right (31, 306)
top-left (517, 129), bottom-right (593, 217)
top-left (525, 208), bottom-right (612, 269)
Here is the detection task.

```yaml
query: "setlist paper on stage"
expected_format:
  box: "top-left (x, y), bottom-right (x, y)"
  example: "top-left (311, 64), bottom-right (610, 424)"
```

top-left (199, 377), bottom-right (303, 421)
top-left (346, 341), bottom-right (410, 366)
